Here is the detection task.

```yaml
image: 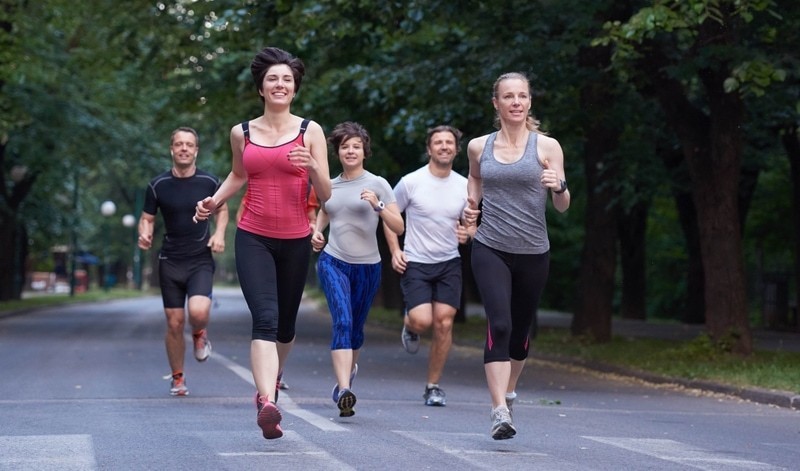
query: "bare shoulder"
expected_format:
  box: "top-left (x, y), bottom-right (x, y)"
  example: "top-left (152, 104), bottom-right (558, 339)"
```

top-left (537, 133), bottom-right (563, 158)
top-left (230, 122), bottom-right (245, 139)
top-left (467, 134), bottom-right (491, 156)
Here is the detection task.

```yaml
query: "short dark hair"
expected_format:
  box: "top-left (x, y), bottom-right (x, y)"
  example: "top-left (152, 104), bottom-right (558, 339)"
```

top-left (425, 125), bottom-right (462, 152)
top-left (250, 47), bottom-right (306, 100)
top-left (170, 127), bottom-right (199, 146)
top-left (328, 121), bottom-right (372, 159)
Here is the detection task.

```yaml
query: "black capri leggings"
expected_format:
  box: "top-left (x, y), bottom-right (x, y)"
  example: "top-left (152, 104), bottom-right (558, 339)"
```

top-left (471, 241), bottom-right (550, 363)
top-left (235, 228), bottom-right (311, 343)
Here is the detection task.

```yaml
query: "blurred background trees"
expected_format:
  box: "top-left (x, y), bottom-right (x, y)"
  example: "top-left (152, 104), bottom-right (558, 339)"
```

top-left (1, 0), bottom-right (796, 353)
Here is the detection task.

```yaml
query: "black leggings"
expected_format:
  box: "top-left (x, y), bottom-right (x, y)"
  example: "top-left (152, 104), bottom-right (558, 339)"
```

top-left (235, 228), bottom-right (311, 342)
top-left (471, 241), bottom-right (550, 363)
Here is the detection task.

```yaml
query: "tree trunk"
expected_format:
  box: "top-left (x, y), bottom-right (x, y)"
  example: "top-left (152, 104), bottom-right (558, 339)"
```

top-left (572, 52), bottom-right (621, 341)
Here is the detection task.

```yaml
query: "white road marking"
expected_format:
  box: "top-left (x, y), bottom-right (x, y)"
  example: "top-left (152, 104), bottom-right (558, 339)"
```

top-left (584, 437), bottom-right (785, 470)
top-left (0, 434), bottom-right (96, 471)
top-left (207, 344), bottom-right (348, 432)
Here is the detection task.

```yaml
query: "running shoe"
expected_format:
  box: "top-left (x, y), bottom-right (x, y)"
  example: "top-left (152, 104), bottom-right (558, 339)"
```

top-left (490, 405), bottom-right (516, 440)
top-left (336, 388), bottom-right (357, 417)
top-left (423, 386), bottom-right (446, 406)
top-left (401, 325), bottom-right (420, 354)
top-left (256, 396), bottom-right (283, 439)
top-left (192, 329), bottom-right (212, 362)
top-left (506, 391), bottom-right (517, 415)
top-left (170, 375), bottom-right (189, 396)
top-left (331, 363), bottom-right (359, 403)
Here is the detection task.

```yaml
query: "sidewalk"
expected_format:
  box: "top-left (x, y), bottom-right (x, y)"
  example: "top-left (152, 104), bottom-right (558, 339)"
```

top-left (465, 304), bottom-right (800, 410)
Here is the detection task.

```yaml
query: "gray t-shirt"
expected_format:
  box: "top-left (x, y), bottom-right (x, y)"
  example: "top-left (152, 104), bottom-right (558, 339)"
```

top-left (322, 170), bottom-right (395, 264)
top-left (393, 164), bottom-right (468, 264)
top-left (475, 132), bottom-right (550, 254)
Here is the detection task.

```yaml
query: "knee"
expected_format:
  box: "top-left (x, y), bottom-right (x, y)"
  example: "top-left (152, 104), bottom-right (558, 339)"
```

top-left (434, 317), bottom-right (453, 335)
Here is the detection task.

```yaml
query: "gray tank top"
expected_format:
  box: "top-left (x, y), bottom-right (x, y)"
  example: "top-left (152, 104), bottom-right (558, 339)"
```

top-left (474, 132), bottom-right (550, 254)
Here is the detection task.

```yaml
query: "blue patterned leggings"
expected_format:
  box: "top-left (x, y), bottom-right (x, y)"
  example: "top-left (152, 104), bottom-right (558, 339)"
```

top-left (317, 251), bottom-right (381, 350)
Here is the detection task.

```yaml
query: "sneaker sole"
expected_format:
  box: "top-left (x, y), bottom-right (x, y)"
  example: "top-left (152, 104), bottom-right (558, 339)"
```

top-left (425, 398), bottom-right (446, 406)
top-left (337, 390), bottom-right (357, 417)
top-left (170, 389), bottom-right (189, 396)
top-left (491, 422), bottom-right (517, 440)
top-left (257, 404), bottom-right (283, 439)
top-left (331, 364), bottom-right (359, 403)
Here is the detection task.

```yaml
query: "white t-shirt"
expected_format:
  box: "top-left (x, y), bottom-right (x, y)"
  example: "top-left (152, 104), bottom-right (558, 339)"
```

top-left (393, 164), bottom-right (468, 264)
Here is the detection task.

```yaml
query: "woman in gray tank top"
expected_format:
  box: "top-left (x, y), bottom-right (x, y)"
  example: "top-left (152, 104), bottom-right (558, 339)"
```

top-left (463, 72), bottom-right (571, 440)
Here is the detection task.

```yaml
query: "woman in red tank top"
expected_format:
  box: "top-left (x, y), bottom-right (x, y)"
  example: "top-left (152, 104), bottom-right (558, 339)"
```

top-left (194, 47), bottom-right (331, 440)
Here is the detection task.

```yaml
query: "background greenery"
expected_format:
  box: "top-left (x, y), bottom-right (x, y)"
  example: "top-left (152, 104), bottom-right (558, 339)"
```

top-left (1, 1), bottom-right (798, 355)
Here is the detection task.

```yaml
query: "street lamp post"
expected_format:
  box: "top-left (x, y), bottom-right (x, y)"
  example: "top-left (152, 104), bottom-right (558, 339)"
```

top-left (100, 200), bottom-right (116, 291)
top-left (121, 214), bottom-right (141, 289)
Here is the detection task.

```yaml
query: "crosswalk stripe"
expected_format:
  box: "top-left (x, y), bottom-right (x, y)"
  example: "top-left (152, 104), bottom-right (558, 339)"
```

top-left (0, 434), bottom-right (96, 471)
top-left (583, 437), bottom-right (782, 470)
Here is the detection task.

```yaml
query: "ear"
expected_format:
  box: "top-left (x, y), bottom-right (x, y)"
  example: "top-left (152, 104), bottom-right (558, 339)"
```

top-left (170, 151), bottom-right (174, 157)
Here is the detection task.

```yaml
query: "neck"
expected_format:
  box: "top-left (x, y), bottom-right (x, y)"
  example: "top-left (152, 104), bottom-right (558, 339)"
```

top-left (261, 106), bottom-right (293, 126)
top-left (172, 165), bottom-right (196, 178)
top-left (428, 162), bottom-right (452, 178)
top-left (341, 168), bottom-right (364, 180)
top-left (499, 124), bottom-right (529, 146)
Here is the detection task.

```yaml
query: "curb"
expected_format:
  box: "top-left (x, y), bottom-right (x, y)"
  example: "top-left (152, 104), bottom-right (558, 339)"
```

top-left (531, 352), bottom-right (800, 411)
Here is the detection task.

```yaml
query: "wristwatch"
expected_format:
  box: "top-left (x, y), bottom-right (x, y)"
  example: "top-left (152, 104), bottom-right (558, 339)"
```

top-left (374, 200), bottom-right (385, 212)
top-left (554, 179), bottom-right (568, 194)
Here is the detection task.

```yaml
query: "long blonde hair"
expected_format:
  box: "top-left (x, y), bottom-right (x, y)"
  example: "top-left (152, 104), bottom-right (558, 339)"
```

top-left (492, 72), bottom-right (544, 134)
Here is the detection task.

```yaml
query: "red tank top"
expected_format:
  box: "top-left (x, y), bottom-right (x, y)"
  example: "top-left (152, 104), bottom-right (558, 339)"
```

top-left (238, 119), bottom-right (312, 239)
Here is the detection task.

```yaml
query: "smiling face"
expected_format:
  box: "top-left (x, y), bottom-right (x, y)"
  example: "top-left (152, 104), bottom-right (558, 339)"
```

top-left (338, 136), bottom-right (365, 171)
top-left (170, 130), bottom-right (198, 170)
top-left (492, 77), bottom-right (531, 126)
top-left (427, 130), bottom-right (458, 168)
top-left (259, 64), bottom-right (296, 106)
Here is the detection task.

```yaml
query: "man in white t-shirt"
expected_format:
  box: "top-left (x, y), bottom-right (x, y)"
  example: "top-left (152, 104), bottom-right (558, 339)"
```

top-left (383, 125), bottom-right (472, 406)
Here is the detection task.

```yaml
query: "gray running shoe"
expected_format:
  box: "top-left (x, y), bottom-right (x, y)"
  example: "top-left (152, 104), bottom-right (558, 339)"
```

top-left (331, 363), bottom-right (359, 403)
top-left (506, 392), bottom-right (517, 415)
top-left (423, 386), bottom-right (446, 406)
top-left (490, 405), bottom-right (516, 440)
top-left (401, 325), bottom-right (420, 354)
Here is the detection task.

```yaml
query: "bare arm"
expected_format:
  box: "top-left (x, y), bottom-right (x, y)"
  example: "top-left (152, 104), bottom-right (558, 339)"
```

top-left (295, 120), bottom-right (332, 202)
top-left (310, 208), bottom-right (329, 252)
top-left (382, 220), bottom-right (407, 274)
top-left (464, 136), bottom-right (486, 225)
top-left (208, 203), bottom-right (229, 253)
top-left (137, 212), bottom-right (156, 250)
top-left (195, 125), bottom-right (248, 221)
top-left (538, 135), bottom-right (570, 213)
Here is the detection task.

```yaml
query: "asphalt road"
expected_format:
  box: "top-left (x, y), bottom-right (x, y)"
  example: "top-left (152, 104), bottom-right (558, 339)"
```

top-left (1, 287), bottom-right (798, 470)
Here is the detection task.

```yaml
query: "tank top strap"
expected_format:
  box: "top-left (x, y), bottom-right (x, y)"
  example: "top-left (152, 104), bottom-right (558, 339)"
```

top-left (241, 121), bottom-right (251, 144)
top-left (299, 119), bottom-right (310, 135)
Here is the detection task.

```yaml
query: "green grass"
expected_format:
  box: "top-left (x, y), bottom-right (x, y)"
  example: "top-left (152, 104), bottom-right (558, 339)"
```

top-left (363, 300), bottom-right (800, 394)
top-left (0, 288), bottom-right (150, 314)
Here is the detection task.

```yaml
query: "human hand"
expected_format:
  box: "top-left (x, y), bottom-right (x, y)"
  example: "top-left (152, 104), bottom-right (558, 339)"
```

top-left (360, 189), bottom-right (380, 210)
top-left (540, 158), bottom-right (559, 191)
top-left (390, 250), bottom-right (407, 274)
top-left (463, 197), bottom-right (480, 226)
top-left (194, 197), bottom-right (217, 222)
top-left (456, 220), bottom-right (470, 244)
top-left (311, 231), bottom-right (326, 252)
top-left (138, 233), bottom-right (153, 250)
top-left (287, 145), bottom-right (314, 169)
top-left (207, 234), bottom-right (225, 253)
